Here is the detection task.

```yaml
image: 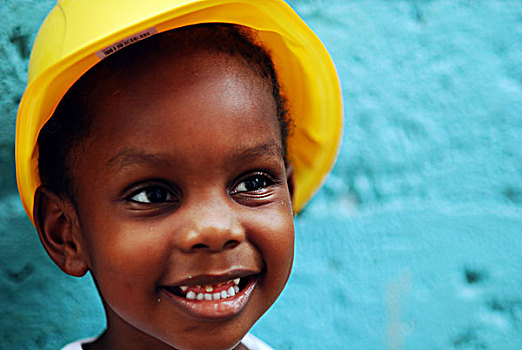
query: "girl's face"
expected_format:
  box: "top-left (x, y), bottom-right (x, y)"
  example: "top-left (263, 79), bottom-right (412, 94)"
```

top-left (70, 51), bottom-right (294, 349)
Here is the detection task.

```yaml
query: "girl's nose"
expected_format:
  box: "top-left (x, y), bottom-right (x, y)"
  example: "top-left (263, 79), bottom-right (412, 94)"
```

top-left (175, 206), bottom-right (245, 253)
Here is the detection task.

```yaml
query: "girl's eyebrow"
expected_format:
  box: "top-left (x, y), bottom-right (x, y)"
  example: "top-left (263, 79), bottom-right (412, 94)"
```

top-left (106, 142), bottom-right (283, 169)
top-left (106, 148), bottom-right (175, 169)
top-left (232, 142), bottom-right (283, 163)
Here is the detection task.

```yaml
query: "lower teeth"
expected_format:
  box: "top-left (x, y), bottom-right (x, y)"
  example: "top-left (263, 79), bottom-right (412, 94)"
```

top-left (187, 289), bottom-right (237, 300)
top-left (184, 283), bottom-right (241, 300)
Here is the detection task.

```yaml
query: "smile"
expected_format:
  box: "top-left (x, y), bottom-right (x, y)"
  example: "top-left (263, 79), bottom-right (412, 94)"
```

top-left (159, 274), bottom-right (257, 320)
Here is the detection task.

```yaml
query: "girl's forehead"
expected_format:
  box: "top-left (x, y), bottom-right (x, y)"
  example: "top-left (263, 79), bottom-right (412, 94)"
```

top-left (86, 50), bottom-right (281, 158)
top-left (93, 49), bottom-right (275, 118)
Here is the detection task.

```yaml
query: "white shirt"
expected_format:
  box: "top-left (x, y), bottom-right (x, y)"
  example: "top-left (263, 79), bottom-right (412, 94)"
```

top-left (61, 333), bottom-right (273, 350)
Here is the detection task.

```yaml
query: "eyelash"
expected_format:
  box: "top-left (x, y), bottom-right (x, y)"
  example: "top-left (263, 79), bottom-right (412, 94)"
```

top-left (125, 172), bottom-right (277, 205)
top-left (229, 172), bottom-right (276, 195)
top-left (128, 185), bottom-right (179, 204)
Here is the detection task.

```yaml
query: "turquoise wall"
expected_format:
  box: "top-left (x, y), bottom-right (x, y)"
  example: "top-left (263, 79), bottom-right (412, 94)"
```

top-left (1, 1), bottom-right (521, 349)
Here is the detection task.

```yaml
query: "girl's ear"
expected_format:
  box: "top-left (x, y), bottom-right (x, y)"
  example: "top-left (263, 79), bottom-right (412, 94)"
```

top-left (33, 187), bottom-right (88, 277)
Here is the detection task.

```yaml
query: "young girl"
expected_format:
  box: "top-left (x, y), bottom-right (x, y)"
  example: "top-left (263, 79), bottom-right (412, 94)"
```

top-left (15, 1), bottom-right (343, 349)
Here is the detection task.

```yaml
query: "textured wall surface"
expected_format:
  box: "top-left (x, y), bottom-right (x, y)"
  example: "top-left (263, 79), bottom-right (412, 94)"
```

top-left (1, 0), bottom-right (521, 349)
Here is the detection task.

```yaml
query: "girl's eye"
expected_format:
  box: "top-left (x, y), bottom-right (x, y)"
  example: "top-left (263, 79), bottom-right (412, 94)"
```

top-left (231, 173), bottom-right (274, 194)
top-left (130, 186), bottom-right (175, 204)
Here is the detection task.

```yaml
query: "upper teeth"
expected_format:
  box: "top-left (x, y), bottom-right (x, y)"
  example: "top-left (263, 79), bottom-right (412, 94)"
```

top-left (178, 277), bottom-right (242, 300)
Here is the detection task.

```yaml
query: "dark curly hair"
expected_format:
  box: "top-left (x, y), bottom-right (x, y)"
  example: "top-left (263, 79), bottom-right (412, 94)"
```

top-left (37, 23), bottom-right (292, 199)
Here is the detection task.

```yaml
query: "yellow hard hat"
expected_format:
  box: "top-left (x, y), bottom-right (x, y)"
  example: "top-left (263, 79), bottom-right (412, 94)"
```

top-left (16, 0), bottom-right (343, 223)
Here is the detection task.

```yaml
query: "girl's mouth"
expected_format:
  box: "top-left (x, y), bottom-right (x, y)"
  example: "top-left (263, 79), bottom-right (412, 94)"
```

top-left (159, 275), bottom-right (257, 320)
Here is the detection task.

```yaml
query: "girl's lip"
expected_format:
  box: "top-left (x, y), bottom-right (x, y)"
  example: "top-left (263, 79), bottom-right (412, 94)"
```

top-left (159, 275), bottom-right (258, 320)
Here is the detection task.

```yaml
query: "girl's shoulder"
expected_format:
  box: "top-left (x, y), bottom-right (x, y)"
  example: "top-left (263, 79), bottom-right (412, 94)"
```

top-left (60, 336), bottom-right (97, 350)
